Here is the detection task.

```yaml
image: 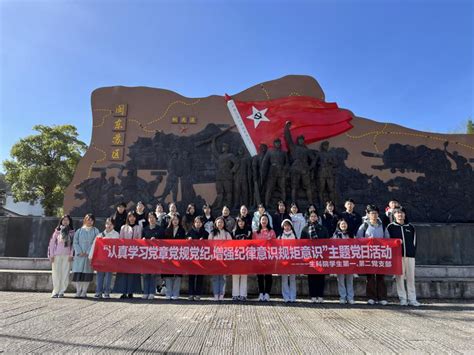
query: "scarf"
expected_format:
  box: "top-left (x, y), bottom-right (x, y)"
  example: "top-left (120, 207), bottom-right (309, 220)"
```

top-left (59, 226), bottom-right (72, 247)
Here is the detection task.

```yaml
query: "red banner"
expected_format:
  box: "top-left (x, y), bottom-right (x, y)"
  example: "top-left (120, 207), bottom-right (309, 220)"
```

top-left (91, 238), bottom-right (402, 275)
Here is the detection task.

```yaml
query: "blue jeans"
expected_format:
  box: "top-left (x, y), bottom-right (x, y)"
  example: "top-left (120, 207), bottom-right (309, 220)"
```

top-left (164, 276), bottom-right (181, 298)
top-left (337, 274), bottom-right (354, 301)
top-left (211, 275), bottom-right (226, 296)
top-left (142, 274), bottom-right (156, 296)
top-left (96, 272), bottom-right (112, 295)
top-left (281, 274), bottom-right (296, 301)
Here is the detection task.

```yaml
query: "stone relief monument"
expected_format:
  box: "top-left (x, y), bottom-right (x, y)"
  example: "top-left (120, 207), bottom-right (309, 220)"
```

top-left (64, 75), bottom-right (474, 222)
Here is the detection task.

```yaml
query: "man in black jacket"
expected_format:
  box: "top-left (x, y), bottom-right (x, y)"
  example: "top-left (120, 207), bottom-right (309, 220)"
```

top-left (340, 198), bottom-right (362, 237)
top-left (387, 207), bottom-right (420, 307)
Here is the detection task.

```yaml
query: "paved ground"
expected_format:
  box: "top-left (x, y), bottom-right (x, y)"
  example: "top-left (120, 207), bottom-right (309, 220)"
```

top-left (1, 292), bottom-right (473, 354)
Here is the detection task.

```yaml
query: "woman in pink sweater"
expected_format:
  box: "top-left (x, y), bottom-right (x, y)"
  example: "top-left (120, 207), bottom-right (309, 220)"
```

top-left (48, 215), bottom-right (75, 298)
top-left (252, 215), bottom-right (276, 301)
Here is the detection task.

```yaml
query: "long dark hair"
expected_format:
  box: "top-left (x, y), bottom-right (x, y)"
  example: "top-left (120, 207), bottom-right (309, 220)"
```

top-left (212, 216), bottom-right (229, 236)
top-left (125, 211), bottom-right (138, 227)
top-left (324, 201), bottom-right (336, 214)
top-left (336, 218), bottom-right (353, 238)
top-left (257, 214), bottom-right (272, 233)
top-left (56, 215), bottom-right (74, 231)
top-left (167, 214), bottom-right (181, 229)
top-left (56, 215), bottom-right (74, 247)
top-left (186, 203), bottom-right (196, 216)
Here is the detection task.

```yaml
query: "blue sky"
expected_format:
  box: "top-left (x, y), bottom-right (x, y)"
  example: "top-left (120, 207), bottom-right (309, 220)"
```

top-left (1, 0), bottom-right (472, 167)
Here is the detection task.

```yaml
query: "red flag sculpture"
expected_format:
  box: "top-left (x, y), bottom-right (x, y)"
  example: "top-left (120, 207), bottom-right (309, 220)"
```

top-left (225, 94), bottom-right (354, 156)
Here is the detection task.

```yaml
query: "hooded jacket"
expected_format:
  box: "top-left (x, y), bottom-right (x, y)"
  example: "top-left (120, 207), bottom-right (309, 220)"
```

top-left (387, 222), bottom-right (416, 257)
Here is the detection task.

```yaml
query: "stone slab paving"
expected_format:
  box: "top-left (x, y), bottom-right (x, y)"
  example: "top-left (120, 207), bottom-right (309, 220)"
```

top-left (1, 292), bottom-right (473, 354)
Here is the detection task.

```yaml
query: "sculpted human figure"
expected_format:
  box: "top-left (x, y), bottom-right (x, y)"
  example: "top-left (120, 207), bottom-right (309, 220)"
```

top-left (284, 121), bottom-right (315, 203)
top-left (212, 139), bottom-right (238, 209)
top-left (316, 141), bottom-right (338, 205)
top-left (262, 138), bottom-right (288, 207)
top-left (157, 150), bottom-right (180, 202)
top-left (251, 144), bottom-right (268, 207)
top-left (234, 146), bottom-right (252, 208)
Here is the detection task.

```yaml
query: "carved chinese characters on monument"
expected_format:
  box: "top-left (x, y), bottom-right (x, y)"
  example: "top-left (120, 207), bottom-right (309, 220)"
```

top-left (64, 75), bottom-right (474, 222)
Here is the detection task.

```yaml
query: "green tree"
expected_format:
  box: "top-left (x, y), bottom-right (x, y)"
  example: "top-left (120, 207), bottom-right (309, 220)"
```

top-left (3, 125), bottom-right (87, 216)
top-left (467, 119), bottom-right (474, 134)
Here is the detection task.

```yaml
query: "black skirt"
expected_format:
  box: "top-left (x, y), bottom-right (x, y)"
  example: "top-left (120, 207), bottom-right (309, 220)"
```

top-left (72, 272), bottom-right (94, 282)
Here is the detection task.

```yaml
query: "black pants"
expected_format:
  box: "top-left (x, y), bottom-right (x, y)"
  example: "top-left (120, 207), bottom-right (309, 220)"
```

top-left (188, 275), bottom-right (203, 296)
top-left (257, 275), bottom-right (273, 294)
top-left (307, 274), bottom-right (325, 298)
top-left (366, 274), bottom-right (387, 301)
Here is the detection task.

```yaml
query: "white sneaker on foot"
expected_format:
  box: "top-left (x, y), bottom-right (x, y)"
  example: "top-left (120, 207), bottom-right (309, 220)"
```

top-left (311, 297), bottom-right (318, 303)
top-left (317, 297), bottom-right (324, 303)
top-left (400, 299), bottom-right (408, 306)
top-left (142, 294), bottom-right (149, 299)
top-left (258, 293), bottom-right (264, 301)
top-left (367, 299), bottom-right (375, 305)
top-left (380, 300), bottom-right (388, 306)
top-left (171, 296), bottom-right (178, 300)
top-left (348, 299), bottom-right (355, 305)
top-left (339, 299), bottom-right (346, 304)
top-left (264, 293), bottom-right (270, 301)
top-left (148, 294), bottom-right (155, 300)
top-left (408, 300), bottom-right (420, 307)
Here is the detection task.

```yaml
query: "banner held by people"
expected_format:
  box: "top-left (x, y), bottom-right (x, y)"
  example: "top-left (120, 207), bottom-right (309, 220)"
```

top-left (91, 238), bottom-right (402, 275)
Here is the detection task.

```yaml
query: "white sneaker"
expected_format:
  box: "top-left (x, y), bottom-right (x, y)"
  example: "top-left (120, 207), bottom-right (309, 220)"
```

top-left (258, 293), bottom-right (264, 301)
top-left (171, 296), bottom-right (179, 300)
top-left (142, 294), bottom-right (149, 299)
top-left (380, 300), bottom-right (388, 306)
top-left (214, 295), bottom-right (219, 301)
top-left (148, 294), bottom-right (155, 300)
top-left (317, 297), bottom-right (324, 303)
top-left (264, 293), bottom-right (270, 301)
top-left (400, 299), bottom-right (408, 306)
top-left (219, 295), bottom-right (224, 301)
top-left (367, 299), bottom-right (375, 305)
top-left (188, 296), bottom-right (194, 301)
top-left (409, 300), bottom-right (420, 307)
top-left (348, 299), bottom-right (355, 305)
top-left (311, 297), bottom-right (318, 303)
top-left (165, 296), bottom-right (171, 300)
top-left (194, 296), bottom-right (201, 301)
top-left (284, 298), bottom-right (290, 303)
top-left (339, 299), bottom-right (346, 304)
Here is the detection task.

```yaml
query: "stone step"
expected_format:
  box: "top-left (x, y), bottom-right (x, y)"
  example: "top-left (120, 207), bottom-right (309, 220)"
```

top-left (0, 269), bottom-right (472, 299)
top-left (0, 257), bottom-right (51, 270)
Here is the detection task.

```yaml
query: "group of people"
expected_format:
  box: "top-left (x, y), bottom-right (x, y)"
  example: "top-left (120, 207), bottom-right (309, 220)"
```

top-left (48, 198), bottom-right (419, 306)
